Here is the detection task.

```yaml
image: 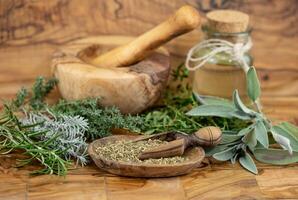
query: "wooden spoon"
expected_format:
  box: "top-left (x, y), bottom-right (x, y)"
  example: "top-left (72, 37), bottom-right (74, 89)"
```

top-left (138, 127), bottom-right (222, 160)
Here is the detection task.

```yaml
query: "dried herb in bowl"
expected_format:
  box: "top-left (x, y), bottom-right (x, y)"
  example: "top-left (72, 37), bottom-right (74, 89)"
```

top-left (95, 139), bottom-right (188, 165)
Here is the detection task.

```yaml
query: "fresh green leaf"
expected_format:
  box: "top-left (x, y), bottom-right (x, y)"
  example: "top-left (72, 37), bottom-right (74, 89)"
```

top-left (204, 145), bottom-right (229, 157)
top-left (213, 146), bottom-right (236, 161)
top-left (171, 63), bottom-right (189, 81)
top-left (0, 107), bottom-right (70, 176)
top-left (254, 148), bottom-right (298, 165)
top-left (277, 122), bottom-right (298, 141)
top-left (238, 125), bottom-right (254, 136)
top-left (51, 99), bottom-right (144, 140)
top-left (11, 76), bottom-right (58, 110)
top-left (242, 130), bottom-right (257, 152)
top-left (246, 66), bottom-right (261, 102)
top-left (222, 130), bottom-right (238, 135)
top-left (186, 104), bottom-right (252, 120)
top-left (221, 134), bottom-right (242, 144)
top-left (232, 110), bottom-right (254, 120)
top-left (271, 126), bottom-right (297, 153)
top-left (12, 87), bottom-right (28, 108)
top-left (30, 76), bottom-right (58, 110)
top-left (186, 105), bottom-right (236, 118)
top-left (193, 93), bottom-right (234, 108)
top-left (254, 120), bottom-right (269, 148)
top-left (233, 90), bottom-right (255, 116)
top-left (239, 152), bottom-right (258, 174)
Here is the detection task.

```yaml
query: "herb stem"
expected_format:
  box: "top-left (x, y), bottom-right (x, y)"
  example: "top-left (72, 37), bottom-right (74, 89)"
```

top-left (167, 105), bottom-right (203, 128)
top-left (254, 99), bottom-right (262, 113)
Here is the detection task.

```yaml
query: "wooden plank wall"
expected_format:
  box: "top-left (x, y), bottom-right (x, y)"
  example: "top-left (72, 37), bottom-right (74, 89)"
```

top-left (0, 0), bottom-right (297, 103)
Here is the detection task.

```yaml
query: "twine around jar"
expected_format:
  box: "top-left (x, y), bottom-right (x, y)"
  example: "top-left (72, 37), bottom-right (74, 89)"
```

top-left (185, 38), bottom-right (252, 73)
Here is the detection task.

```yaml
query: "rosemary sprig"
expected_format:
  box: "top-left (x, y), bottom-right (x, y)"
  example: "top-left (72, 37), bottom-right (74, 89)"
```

top-left (22, 110), bottom-right (89, 166)
top-left (0, 105), bottom-right (70, 176)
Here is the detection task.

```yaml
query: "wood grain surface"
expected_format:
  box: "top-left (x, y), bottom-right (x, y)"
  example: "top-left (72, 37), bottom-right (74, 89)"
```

top-left (1, 157), bottom-right (298, 200)
top-left (0, 1), bottom-right (297, 199)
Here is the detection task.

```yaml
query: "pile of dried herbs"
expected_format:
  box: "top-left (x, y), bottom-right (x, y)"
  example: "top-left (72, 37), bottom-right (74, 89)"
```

top-left (96, 139), bottom-right (187, 165)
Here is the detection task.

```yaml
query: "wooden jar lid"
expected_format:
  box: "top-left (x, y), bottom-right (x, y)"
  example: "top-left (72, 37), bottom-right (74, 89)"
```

top-left (206, 10), bottom-right (249, 33)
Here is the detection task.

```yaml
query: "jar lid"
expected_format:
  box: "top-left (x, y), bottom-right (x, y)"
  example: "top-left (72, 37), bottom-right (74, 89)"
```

top-left (206, 10), bottom-right (249, 33)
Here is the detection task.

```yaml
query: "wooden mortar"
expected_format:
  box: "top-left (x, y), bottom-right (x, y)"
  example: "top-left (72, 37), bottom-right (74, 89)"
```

top-left (192, 10), bottom-right (250, 101)
top-left (52, 6), bottom-right (201, 114)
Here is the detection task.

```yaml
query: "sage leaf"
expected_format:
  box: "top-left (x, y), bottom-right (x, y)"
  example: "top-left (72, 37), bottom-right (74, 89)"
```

top-left (193, 93), bottom-right (234, 108)
top-left (213, 146), bottom-right (236, 161)
top-left (242, 130), bottom-right (257, 152)
top-left (271, 127), bottom-right (293, 154)
top-left (205, 145), bottom-right (229, 157)
top-left (277, 122), bottom-right (298, 141)
top-left (254, 148), bottom-right (298, 165)
top-left (272, 126), bottom-right (298, 152)
top-left (238, 125), bottom-right (254, 136)
top-left (246, 66), bottom-right (261, 102)
top-left (221, 134), bottom-right (242, 144)
top-left (255, 120), bottom-right (269, 148)
top-left (222, 130), bottom-right (238, 135)
top-left (186, 105), bottom-right (236, 118)
top-left (233, 90), bottom-right (255, 116)
top-left (187, 104), bottom-right (253, 120)
top-left (239, 152), bottom-right (258, 174)
top-left (232, 111), bottom-right (254, 120)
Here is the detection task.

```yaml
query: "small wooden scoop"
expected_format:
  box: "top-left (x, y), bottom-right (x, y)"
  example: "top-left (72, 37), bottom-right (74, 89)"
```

top-left (137, 126), bottom-right (222, 160)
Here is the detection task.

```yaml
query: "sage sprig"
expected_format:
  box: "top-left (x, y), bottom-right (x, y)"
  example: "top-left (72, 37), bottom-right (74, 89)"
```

top-left (187, 66), bottom-right (298, 174)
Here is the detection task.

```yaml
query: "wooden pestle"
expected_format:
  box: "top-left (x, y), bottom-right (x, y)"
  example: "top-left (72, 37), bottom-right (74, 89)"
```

top-left (138, 127), bottom-right (222, 160)
top-left (88, 5), bottom-right (201, 68)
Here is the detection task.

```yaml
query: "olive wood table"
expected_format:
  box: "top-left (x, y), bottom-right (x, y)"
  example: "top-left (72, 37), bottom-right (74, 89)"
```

top-left (0, 98), bottom-right (297, 200)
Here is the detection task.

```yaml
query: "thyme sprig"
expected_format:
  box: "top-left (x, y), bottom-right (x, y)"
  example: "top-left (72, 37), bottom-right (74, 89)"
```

top-left (141, 66), bottom-right (249, 134)
top-left (50, 98), bottom-right (144, 140)
top-left (12, 76), bottom-right (58, 110)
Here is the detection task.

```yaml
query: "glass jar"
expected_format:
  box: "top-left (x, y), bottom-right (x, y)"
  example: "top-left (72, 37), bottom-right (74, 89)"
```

top-left (192, 25), bottom-right (253, 102)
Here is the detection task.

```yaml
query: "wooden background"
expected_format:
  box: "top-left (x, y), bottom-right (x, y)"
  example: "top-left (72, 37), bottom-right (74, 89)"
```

top-left (1, 1), bottom-right (298, 199)
top-left (0, 0), bottom-right (297, 121)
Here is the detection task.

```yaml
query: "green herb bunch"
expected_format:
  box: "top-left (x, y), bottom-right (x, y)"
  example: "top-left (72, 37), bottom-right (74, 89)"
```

top-left (187, 67), bottom-right (298, 174)
top-left (1, 76), bottom-right (144, 175)
top-left (22, 110), bottom-right (89, 166)
top-left (50, 98), bottom-right (144, 140)
top-left (0, 105), bottom-right (70, 175)
top-left (12, 76), bottom-right (58, 110)
top-left (141, 65), bottom-right (249, 135)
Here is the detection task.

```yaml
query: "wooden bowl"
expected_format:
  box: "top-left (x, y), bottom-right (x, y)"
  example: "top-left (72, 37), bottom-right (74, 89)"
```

top-left (51, 36), bottom-right (171, 114)
top-left (88, 135), bottom-right (205, 178)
